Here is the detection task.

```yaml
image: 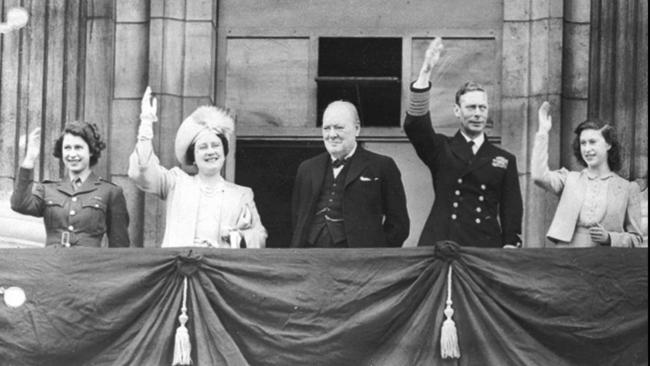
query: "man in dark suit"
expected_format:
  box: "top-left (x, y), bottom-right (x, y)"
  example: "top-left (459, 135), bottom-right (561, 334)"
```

top-left (404, 38), bottom-right (523, 248)
top-left (291, 101), bottom-right (409, 248)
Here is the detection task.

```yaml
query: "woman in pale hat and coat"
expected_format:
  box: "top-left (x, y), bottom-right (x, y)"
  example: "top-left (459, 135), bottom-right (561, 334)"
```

top-left (128, 87), bottom-right (267, 248)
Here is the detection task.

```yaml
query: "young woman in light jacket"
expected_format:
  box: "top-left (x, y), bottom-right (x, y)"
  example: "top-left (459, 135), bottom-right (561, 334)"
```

top-left (531, 102), bottom-right (642, 247)
top-left (128, 87), bottom-right (267, 248)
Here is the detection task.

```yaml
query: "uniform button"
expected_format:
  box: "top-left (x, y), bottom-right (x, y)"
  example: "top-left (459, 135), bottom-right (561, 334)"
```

top-left (71, 197), bottom-right (78, 202)
top-left (451, 214), bottom-right (457, 220)
top-left (476, 207), bottom-right (482, 213)
top-left (455, 190), bottom-right (460, 196)
top-left (68, 225), bottom-right (74, 231)
top-left (481, 184), bottom-right (486, 190)
top-left (95, 204), bottom-right (100, 208)
top-left (457, 178), bottom-right (463, 184)
top-left (475, 218), bottom-right (481, 224)
top-left (478, 196), bottom-right (484, 201)
top-left (47, 200), bottom-right (53, 204)
top-left (453, 202), bottom-right (458, 208)
top-left (329, 199), bottom-right (333, 202)
top-left (70, 210), bottom-right (76, 216)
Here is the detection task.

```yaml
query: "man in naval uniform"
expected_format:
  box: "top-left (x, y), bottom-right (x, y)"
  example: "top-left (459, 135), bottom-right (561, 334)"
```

top-left (404, 38), bottom-right (523, 248)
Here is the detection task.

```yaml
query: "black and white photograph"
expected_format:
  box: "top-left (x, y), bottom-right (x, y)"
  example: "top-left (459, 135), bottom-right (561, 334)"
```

top-left (0, 1), bottom-right (647, 365)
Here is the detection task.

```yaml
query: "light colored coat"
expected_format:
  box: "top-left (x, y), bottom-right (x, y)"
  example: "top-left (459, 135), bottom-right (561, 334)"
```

top-left (128, 142), bottom-right (266, 248)
top-left (531, 131), bottom-right (642, 247)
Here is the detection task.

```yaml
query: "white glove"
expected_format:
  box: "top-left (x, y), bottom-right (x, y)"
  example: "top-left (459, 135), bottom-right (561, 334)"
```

top-left (236, 205), bottom-right (253, 230)
top-left (537, 101), bottom-right (552, 134)
top-left (21, 128), bottom-right (41, 169)
top-left (138, 86), bottom-right (158, 140)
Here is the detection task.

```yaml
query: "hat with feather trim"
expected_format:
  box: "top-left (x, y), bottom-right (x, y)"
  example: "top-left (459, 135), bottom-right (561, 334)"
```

top-left (174, 106), bottom-right (235, 166)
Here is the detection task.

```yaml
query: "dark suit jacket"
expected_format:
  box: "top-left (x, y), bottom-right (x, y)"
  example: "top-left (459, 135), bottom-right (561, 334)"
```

top-left (404, 113), bottom-right (523, 247)
top-left (291, 147), bottom-right (409, 247)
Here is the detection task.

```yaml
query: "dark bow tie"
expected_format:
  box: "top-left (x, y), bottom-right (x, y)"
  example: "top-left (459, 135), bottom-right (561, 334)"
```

top-left (332, 158), bottom-right (349, 168)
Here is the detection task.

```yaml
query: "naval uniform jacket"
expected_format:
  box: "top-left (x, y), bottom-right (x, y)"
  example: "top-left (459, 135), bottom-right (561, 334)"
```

top-left (291, 147), bottom-right (409, 248)
top-left (404, 84), bottom-right (522, 247)
top-left (10, 168), bottom-right (130, 247)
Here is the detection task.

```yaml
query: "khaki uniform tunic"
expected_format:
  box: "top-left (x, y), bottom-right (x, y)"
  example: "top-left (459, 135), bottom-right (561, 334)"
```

top-left (11, 168), bottom-right (130, 247)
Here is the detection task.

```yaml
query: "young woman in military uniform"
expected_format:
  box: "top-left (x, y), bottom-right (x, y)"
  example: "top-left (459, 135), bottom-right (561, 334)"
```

top-left (10, 122), bottom-right (130, 247)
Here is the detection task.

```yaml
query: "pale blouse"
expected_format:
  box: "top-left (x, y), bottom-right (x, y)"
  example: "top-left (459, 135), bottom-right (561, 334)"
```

top-left (639, 185), bottom-right (648, 247)
top-left (195, 188), bottom-right (224, 247)
top-left (577, 174), bottom-right (611, 228)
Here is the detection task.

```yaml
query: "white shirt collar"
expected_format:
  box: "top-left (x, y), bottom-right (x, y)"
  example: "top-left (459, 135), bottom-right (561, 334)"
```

top-left (459, 131), bottom-right (485, 153)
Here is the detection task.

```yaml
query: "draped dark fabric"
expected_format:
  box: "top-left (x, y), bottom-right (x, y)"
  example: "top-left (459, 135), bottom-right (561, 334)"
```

top-left (0, 246), bottom-right (647, 366)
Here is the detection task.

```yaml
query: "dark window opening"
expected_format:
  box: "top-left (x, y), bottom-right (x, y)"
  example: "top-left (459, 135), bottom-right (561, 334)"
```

top-left (235, 140), bottom-right (324, 248)
top-left (317, 37), bottom-right (402, 127)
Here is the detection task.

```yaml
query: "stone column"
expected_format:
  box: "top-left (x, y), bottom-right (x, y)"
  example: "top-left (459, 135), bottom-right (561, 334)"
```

top-left (501, 0), bottom-right (564, 247)
top-left (112, 0), bottom-right (151, 246)
top-left (562, 0), bottom-right (590, 171)
top-left (142, 0), bottom-right (218, 246)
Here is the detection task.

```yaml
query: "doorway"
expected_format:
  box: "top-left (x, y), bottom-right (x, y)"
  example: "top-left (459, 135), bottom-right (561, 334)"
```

top-left (235, 140), bottom-right (324, 247)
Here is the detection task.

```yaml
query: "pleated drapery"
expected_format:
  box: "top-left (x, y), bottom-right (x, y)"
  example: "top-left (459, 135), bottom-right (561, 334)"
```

top-left (0, 245), bottom-right (647, 366)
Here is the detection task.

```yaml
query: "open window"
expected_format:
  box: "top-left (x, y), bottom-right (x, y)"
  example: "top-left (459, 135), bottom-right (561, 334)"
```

top-left (316, 37), bottom-right (402, 127)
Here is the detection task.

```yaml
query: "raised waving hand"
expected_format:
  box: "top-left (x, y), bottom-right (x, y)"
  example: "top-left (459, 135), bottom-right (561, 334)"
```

top-left (537, 101), bottom-right (552, 133)
top-left (138, 86), bottom-right (158, 141)
top-left (21, 128), bottom-right (41, 169)
top-left (414, 37), bottom-right (444, 88)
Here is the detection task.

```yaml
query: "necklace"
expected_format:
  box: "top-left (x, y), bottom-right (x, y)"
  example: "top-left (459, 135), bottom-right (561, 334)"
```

top-left (199, 178), bottom-right (225, 197)
top-left (197, 173), bottom-right (224, 197)
top-left (199, 184), bottom-right (218, 197)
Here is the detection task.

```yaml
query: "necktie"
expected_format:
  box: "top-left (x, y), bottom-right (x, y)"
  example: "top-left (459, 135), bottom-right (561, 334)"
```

top-left (468, 140), bottom-right (475, 155)
top-left (73, 178), bottom-right (82, 191)
top-left (332, 158), bottom-right (348, 168)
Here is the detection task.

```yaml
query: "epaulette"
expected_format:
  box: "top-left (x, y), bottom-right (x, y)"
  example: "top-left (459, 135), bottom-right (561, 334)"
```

top-left (99, 177), bottom-right (118, 186)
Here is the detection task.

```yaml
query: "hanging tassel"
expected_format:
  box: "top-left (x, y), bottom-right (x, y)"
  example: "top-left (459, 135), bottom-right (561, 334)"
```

top-left (172, 277), bottom-right (192, 366)
top-left (440, 265), bottom-right (460, 359)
